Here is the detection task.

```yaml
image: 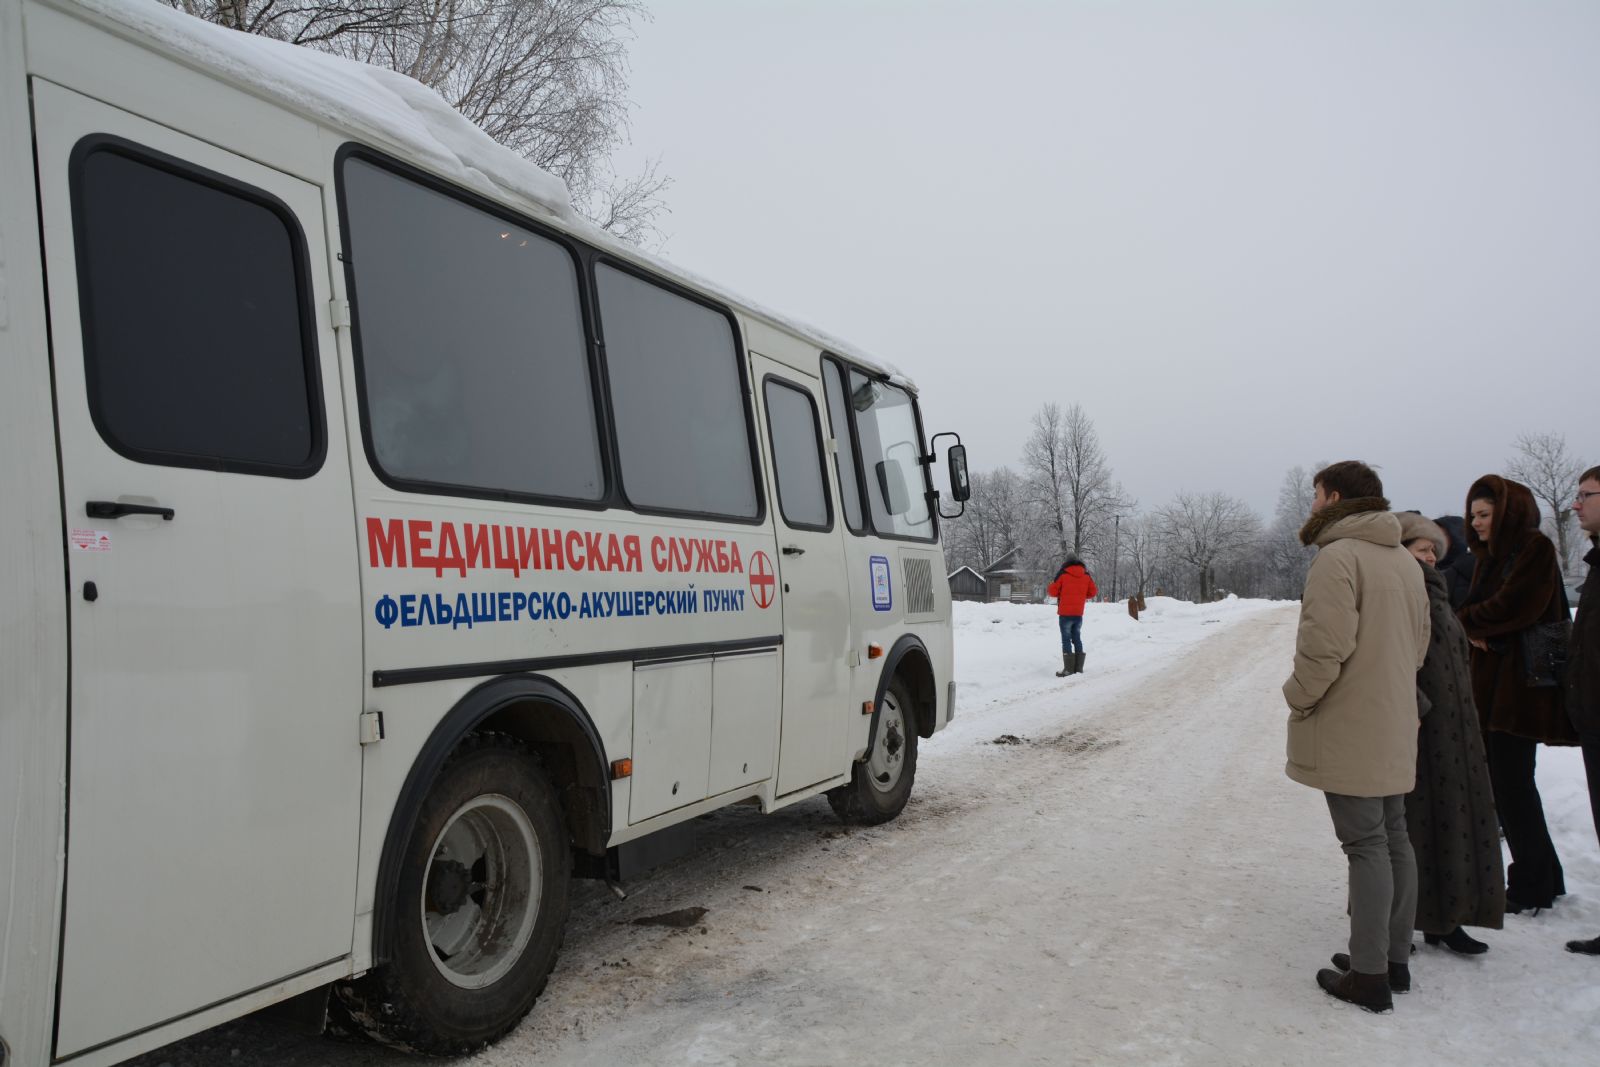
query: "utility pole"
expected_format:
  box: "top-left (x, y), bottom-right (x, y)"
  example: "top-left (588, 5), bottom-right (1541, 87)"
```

top-left (1111, 513), bottom-right (1121, 602)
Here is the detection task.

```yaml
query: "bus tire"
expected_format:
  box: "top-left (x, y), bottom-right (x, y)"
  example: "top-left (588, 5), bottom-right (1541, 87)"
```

top-left (827, 677), bottom-right (918, 825)
top-left (330, 733), bottom-right (570, 1055)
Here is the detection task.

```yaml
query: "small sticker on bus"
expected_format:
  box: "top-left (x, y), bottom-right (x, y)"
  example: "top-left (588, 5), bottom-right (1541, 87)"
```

top-left (70, 528), bottom-right (112, 552)
top-left (870, 556), bottom-right (892, 611)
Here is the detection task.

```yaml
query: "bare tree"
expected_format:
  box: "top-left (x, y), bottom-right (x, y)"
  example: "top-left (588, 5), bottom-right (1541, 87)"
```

top-left (1118, 513), bottom-right (1165, 600)
top-left (1264, 464), bottom-right (1317, 598)
top-left (1507, 431), bottom-right (1583, 576)
top-left (941, 467), bottom-right (1033, 573)
top-left (167, 1), bottom-right (411, 43)
top-left (1022, 402), bottom-right (1130, 566)
top-left (1157, 491), bottom-right (1263, 602)
top-left (1022, 403), bottom-right (1072, 560)
top-left (166, 0), bottom-right (670, 243)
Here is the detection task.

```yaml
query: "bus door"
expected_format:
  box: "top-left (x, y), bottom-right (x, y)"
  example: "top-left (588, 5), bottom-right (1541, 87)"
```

top-left (34, 82), bottom-right (362, 1057)
top-left (750, 354), bottom-right (852, 794)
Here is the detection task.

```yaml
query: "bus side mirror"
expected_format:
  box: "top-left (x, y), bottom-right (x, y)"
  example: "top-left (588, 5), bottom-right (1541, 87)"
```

top-left (948, 444), bottom-right (970, 502)
top-left (929, 431), bottom-right (969, 519)
top-left (876, 459), bottom-right (912, 516)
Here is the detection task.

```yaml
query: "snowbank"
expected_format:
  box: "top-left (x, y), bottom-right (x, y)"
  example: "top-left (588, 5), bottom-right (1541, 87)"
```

top-left (944, 595), bottom-right (1283, 746)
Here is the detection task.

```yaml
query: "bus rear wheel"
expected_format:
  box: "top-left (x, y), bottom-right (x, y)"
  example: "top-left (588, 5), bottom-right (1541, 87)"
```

top-left (331, 733), bottom-right (570, 1054)
top-left (828, 678), bottom-right (918, 825)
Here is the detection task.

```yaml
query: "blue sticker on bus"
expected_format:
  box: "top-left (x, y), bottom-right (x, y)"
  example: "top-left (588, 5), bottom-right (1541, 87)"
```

top-left (870, 555), bottom-right (892, 611)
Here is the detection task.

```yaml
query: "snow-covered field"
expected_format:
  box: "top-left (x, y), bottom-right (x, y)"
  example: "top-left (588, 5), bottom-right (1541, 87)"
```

top-left (135, 598), bottom-right (1600, 1066)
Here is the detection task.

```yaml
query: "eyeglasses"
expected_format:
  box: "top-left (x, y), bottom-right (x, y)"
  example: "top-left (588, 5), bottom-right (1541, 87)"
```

top-left (1577, 490), bottom-right (1600, 505)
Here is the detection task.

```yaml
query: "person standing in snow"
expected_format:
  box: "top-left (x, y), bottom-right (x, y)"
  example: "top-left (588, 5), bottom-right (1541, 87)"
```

top-left (1048, 557), bottom-right (1097, 677)
top-left (1457, 475), bottom-right (1577, 915)
top-left (1563, 464), bottom-right (1600, 956)
top-left (1282, 461), bottom-right (1429, 1013)
top-left (1394, 512), bottom-right (1504, 957)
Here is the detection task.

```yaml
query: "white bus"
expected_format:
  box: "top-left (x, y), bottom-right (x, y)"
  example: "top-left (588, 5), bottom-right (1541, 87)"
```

top-left (0, 2), bottom-right (970, 1064)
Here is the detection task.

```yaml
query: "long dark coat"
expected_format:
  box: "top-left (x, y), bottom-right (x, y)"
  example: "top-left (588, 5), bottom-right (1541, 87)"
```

top-left (1457, 475), bottom-right (1578, 745)
top-left (1434, 514), bottom-right (1475, 610)
top-left (1407, 564), bottom-right (1506, 933)
top-left (1568, 540), bottom-right (1600, 743)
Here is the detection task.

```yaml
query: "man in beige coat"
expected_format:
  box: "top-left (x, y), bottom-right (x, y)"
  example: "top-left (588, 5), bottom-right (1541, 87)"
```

top-left (1283, 461), bottom-right (1430, 1013)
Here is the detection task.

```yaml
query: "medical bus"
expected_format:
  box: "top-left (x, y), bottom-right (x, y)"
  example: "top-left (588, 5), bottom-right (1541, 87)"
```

top-left (0, 2), bottom-right (970, 1064)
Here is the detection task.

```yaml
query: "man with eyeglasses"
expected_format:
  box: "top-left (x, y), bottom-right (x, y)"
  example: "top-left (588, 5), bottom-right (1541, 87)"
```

top-left (1567, 465), bottom-right (1600, 955)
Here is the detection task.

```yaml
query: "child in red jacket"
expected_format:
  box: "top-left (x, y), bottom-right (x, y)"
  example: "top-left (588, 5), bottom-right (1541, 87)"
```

top-left (1048, 557), bottom-right (1097, 677)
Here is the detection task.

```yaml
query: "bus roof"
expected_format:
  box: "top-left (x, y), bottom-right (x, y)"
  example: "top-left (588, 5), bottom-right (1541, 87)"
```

top-left (63, 0), bottom-right (911, 386)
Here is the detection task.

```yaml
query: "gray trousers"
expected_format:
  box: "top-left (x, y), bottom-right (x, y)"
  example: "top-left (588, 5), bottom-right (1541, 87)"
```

top-left (1325, 792), bottom-right (1417, 973)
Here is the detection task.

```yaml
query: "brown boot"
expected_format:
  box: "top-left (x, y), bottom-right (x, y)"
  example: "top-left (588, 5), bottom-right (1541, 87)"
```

top-left (1329, 953), bottom-right (1409, 993)
top-left (1316, 966), bottom-right (1393, 1012)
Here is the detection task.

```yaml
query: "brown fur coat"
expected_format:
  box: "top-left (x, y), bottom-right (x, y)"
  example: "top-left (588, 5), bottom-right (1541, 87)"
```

top-left (1457, 475), bottom-right (1577, 745)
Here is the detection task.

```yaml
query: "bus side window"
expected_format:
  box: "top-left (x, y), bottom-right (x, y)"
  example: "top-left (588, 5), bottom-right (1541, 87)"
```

top-left (340, 156), bottom-right (603, 503)
top-left (594, 264), bottom-right (760, 520)
top-left (763, 378), bottom-right (831, 531)
top-left (821, 357), bottom-right (865, 532)
top-left (75, 145), bottom-right (322, 475)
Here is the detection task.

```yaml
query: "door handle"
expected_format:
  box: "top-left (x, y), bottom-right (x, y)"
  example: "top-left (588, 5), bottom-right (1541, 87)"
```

top-left (87, 500), bottom-right (175, 521)
top-left (782, 545), bottom-right (805, 556)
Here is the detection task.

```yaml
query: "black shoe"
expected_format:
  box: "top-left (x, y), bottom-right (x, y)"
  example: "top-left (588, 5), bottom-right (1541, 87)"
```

top-left (1505, 897), bottom-right (1547, 916)
top-left (1566, 936), bottom-right (1600, 955)
top-left (1329, 953), bottom-right (1409, 993)
top-left (1317, 966), bottom-right (1393, 1012)
top-left (1424, 927), bottom-right (1488, 955)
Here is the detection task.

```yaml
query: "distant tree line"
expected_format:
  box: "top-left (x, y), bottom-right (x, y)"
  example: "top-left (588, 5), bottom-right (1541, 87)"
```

top-left (944, 407), bottom-right (1588, 603)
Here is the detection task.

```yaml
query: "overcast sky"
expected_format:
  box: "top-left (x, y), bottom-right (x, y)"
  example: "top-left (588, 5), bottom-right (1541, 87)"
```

top-left (612, 0), bottom-right (1596, 522)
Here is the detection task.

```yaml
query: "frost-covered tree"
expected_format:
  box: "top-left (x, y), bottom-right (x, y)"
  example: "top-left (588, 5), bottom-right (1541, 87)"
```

top-left (1507, 432), bottom-right (1584, 576)
top-left (1022, 402), bottom-right (1130, 563)
top-left (1263, 464), bottom-right (1318, 599)
top-left (166, 0), bottom-right (670, 244)
top-left (1117, 513), bottom-right (1165, 600)
top-left (1157, 492), bottom-right (1263, 602)
top-left (1022, 403), bottom-right (1072, 560)
top-left (942, 467), bottom-right (1034, 573)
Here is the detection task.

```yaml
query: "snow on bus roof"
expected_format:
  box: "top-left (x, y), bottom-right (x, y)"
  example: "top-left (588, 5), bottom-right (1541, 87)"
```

top-left (72, 0), bottom-right (910, 386)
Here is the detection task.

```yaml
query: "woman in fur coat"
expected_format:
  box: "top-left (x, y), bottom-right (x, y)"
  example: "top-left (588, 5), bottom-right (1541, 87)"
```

top-left (1457, 475), bottom-right (1578, 913)
top-left (1396, 512), bottom-right (1505, 954)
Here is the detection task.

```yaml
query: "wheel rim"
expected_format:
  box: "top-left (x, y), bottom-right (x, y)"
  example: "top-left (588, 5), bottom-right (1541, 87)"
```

top-left (867, 692), bottom-right (907, 795)
top-left (421, 793), bottom-right (541, 989)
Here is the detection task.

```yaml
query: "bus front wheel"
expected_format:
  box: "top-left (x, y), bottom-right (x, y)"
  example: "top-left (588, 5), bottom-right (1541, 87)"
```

top-left (331, 733), bottom-right (570, 1054)
top-left (828, 677), bottom-right (919, 825)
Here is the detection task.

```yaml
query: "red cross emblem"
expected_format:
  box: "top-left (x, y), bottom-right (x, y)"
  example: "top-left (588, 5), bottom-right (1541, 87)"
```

top-left (748, 550), bottom-right (776, 609)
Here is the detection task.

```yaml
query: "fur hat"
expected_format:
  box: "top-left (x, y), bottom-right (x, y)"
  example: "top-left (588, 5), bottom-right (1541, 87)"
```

top-left (1396, 511), bottom-right (1447, 556)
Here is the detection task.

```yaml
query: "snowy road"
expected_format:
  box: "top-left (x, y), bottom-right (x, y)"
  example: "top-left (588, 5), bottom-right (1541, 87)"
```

top-left (136, 600), bottom-right (1600, 1067)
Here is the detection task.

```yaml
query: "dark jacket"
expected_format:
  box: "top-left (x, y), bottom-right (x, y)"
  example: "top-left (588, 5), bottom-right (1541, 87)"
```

top-left (1568, 539), bottom-right (1600, 742)
top-left (1457, 475), bottom-right (1578, 745)
top-left (1407, 564), bottom-right (1505, 933)
top-left (1435, 514), bottom-right (1475, 610)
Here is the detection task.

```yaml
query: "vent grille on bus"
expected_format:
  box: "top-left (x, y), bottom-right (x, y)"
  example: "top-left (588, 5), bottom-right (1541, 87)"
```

top-left (903, 557), bottom-right (935, 615)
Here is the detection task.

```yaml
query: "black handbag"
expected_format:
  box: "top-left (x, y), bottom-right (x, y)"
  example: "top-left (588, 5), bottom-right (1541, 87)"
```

top-left (1520, 577), bottom-right (1572, 688)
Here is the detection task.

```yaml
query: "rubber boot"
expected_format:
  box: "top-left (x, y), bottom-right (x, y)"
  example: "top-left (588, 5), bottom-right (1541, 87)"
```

top-left (1055, 653), bottom-right (1073, 678)
top-left (1073, 652), bottom-right (1086, 674)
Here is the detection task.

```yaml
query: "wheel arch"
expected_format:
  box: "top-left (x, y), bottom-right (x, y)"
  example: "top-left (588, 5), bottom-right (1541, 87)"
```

top-left (370, 674), bottom-right (610, 966)
top-left (867, 633), bottom-right (938, 753)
